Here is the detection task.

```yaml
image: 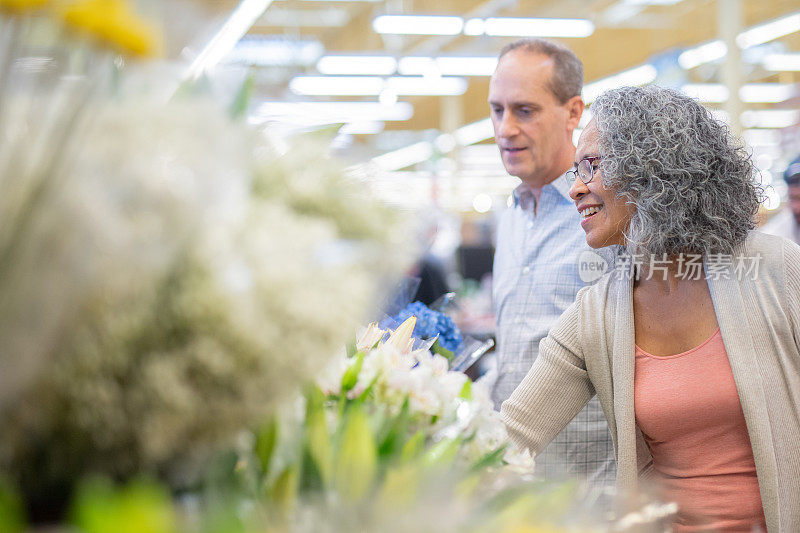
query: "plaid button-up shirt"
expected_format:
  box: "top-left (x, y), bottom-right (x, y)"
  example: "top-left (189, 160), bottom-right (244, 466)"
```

top-left (492, 175), bottom-right (616, 486)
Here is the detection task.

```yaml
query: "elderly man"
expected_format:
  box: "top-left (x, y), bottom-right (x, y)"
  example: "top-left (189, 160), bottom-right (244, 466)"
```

top-left (762, 155), bottom-right (800, 244)
top-left (488, 38), bottom-right (616, 485)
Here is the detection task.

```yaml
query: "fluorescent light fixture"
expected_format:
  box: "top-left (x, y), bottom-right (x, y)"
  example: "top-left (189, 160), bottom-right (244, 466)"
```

top-left (454, 118), bottom-right (494, 146)
top-left (739, 83), bottom-right (797, 103)
top-left (736, 11), bottom-right (800, 49)
top-left (225, 36), bottom-right (323, 67)
top-left (680, 84), bottom-right (729, 102)
top-left (678, 40), bottom-right (727, 69)
top-left (740, 109), bottom-right (800, 129)
top-left (398, 57), bottom-right (438, 76)
top-left (436, 56), bottom-right (498, 76)
top-left (185, 0), bottom-right (274, 81)
top-left (463, 18), bottom-right (485, 35)
top-left (624, 0), bottom-right (683, 4)
top-left (340, 121), bottom-right (385, 135)
top-left (257, 7), bottom-right (349, 27)
top-left (288, 75), bottom-right (467, 96)
top-left (763, 52), bottom-right (800, 71)
top-left (372, 141), bottom-right (434, 171)
top-left (316, 55), bottom-right (397, 75)
top-left (385, 76), bottom-right (468, 95)
top-left (743, 128), bottom-right (782, 146)
top-left (399, 56), bottom-right (498, 76)
top-left (582, 64), bottom-right (657, 103)
top-left (373, 15), bottom-right (463, 35)
top-left (483, 17), bottom-right (594, 37)
top-left (255, 101), bottom-right (413, 122)
top-left (289, 76), bottom-right (385, 95)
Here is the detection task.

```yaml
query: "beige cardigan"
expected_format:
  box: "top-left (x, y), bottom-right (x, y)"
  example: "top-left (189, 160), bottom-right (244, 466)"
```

top-left (501, 231), bottom-right (800, 532)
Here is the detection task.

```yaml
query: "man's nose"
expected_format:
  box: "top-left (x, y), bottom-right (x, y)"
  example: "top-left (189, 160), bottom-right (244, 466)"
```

top-left (496, 113), bottom-right (519, 138)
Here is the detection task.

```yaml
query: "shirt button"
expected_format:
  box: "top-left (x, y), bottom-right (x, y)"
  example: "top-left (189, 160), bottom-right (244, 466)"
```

top-left (527, 221), bottom-right (534, 229)
top-left (522, 266), bottom-right (530, 274)
top-left (514, 317), bottom-right (522, 324)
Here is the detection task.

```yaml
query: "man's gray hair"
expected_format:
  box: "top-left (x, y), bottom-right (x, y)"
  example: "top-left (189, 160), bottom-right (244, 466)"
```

top-left (499, 38), bottom-right (583, 104)
top-left (591, 85), bottom-right (762, 255)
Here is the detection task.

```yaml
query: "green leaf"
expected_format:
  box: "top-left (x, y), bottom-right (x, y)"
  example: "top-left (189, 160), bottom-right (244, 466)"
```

top-left (469, 445), bottom-right (508, 472)
top-left (341, 351), bottom-right (365, 393)
top-left (399, 431), bottom-right (426, 463)
top-left (228, 75), bottom-right (255, 119)
top-left (254, 417), bottom-right (279, 477)
top-left (431, 339), bottom-right (454, 362)
top-left (269, 466), bottom-right (299, 515)
top-left (377, 398), bottom-right (410, 459)
top-left (303, 386), bottom-right (332, 487)
top-left (70, 478), bottom-right (177, 533)
top-left (421, 438), bottom-right (460, 469)
top-left (458, 379), bottom-right (472, 400)
top-left (334, 405), bottom-right (377, 501)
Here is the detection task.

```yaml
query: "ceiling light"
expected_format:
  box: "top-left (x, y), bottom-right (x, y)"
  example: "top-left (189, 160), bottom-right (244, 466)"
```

top-left (385, 76), bottom-right (468, 95)
top-left (225, 36), bottom-right (323, 66)
top-left (340, 121), bottom-right (385, 135)
top-left (436, 56), bottom-right (498, 76)
top-left (678, 40), bottom-right (727, 69)
top-left (623, 0), bottom-right (684, 4)
top-left (289, 76), bottom-right (385, 95)
top-left (736, 11), bottom-right (800, 49)
top-left (681, 83), bottom-right (729, 102)
top-left (255, 101), bottom-right (413, 122)
top-left (398, 57), bottom-right (438, 76)
top-left (582, 64), bottom-right (657, 103)
top-left (372, 141), bottom-right (434, 171)
top-left (256, 7), bottom-right (350, 27)
top-left (316, 55), bottom-right (397, 75)
top-left (463, 18), bottom-right (485, 35)
top-left (373, 15), bottom-right (463, 35)
top-left (743, 129), bottom-right (781, 147)
top-left (185, 0), bottom-right (274, 81)
top-left (483, 17), bottom-right (594, 37)
top-left (739, 83), bottom-right (797, 103)
top-left (399, 56), bottom-right (498, 76)
top-left (454, 118), bottom-right (494, 146)
top-left (740, 109), bottom-right (800, 129)
top-left (288, 75), bottom-right (467, 96)
top-left (763, 52), bottom-right (800, 71)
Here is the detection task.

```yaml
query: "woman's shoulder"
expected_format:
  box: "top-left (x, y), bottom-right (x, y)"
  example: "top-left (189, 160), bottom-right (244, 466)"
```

top-left (740, 230), bottom-right (800, 286)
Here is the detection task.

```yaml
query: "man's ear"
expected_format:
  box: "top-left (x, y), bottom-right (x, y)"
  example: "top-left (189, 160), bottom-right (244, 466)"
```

top-left (565, 95), bottom-right (585, 131)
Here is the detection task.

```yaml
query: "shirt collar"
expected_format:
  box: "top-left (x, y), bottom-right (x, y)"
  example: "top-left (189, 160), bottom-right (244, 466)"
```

top-left (512, 172), bottom-right (573, 208)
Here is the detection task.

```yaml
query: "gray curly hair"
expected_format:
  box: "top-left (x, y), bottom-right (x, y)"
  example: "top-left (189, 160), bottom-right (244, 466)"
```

top-left (591, 85), bottom-right (762, 255)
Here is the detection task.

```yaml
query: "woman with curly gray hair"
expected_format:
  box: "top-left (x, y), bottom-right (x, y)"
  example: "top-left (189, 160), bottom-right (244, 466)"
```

top-left (502, 85), bottom-right (800, 532)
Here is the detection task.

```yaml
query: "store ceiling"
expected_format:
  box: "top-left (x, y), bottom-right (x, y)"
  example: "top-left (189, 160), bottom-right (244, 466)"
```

top-left (189, 0), bottom-right (800, 200)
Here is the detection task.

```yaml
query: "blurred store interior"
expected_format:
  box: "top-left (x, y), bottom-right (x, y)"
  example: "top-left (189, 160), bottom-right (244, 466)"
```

top-left (175, 0), bottom-right (799, 351)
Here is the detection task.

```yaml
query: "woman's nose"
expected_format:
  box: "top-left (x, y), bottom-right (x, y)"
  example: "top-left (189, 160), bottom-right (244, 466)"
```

top-left (568, 176), bottom-right (588, 201)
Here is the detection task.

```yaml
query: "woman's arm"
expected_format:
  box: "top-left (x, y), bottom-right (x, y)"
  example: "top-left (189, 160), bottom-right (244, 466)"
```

top-left (500, 288), bottom-right (597, 455)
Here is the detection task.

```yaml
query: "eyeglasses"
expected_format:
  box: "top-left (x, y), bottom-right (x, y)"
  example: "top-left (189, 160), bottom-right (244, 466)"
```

top-left (566, 156), bottom-right (601, 185)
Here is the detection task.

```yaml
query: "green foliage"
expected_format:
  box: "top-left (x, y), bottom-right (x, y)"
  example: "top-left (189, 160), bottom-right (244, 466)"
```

top-left (70, 478), bottom-right (177, 533)
top-left (0, 477), bottom-right (24, 533)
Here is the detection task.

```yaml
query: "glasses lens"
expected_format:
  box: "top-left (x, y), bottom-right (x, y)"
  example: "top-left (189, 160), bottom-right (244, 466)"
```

top-left (579, 158), bottom-right (593, 184)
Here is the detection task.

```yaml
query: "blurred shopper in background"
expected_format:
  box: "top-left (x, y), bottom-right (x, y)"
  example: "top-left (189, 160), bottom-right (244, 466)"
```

top-left (761, 155), bottom-right (800, 244)
top-left (487, 38), bottom-right (616, 486)
top-left (503, 85), bottom-right (800, 532)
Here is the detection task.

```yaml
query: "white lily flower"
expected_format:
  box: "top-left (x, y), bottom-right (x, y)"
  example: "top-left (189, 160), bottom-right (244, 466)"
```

top-left (356, 322), bottom-right (386, 352)
top-left (384, 316), bottom-right (416, 354)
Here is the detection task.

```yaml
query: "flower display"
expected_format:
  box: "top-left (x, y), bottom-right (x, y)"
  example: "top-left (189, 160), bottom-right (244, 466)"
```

top-left (389, 301), bottom-right (464, 353)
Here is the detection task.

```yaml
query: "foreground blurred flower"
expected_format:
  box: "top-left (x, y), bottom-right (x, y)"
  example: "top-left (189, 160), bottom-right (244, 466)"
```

top-left (0, 93), bottom-right (409, 519)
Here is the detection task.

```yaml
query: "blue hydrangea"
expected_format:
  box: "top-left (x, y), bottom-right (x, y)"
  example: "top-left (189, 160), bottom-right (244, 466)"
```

top-left (390, 301), bottom-right (463, 353)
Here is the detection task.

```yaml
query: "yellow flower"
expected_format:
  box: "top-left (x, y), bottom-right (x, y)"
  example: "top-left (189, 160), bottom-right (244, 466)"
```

top-left (58, 0), bottom-right (162, 57)
top-left (0, 0), bottom-right (49, 12)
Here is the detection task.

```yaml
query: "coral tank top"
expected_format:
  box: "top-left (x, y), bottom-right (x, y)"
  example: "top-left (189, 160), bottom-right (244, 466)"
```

top-left (634, 328), bottom-right (766, 532)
